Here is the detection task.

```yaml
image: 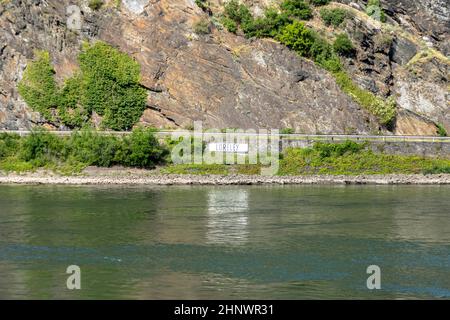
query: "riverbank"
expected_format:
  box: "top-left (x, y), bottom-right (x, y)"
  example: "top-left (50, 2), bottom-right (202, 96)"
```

top-left (1, 171), bottom-right (449, 185)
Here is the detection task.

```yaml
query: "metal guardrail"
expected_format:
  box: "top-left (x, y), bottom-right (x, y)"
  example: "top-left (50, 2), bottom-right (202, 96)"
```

top-left (0, 130), bottom-right (449, 143)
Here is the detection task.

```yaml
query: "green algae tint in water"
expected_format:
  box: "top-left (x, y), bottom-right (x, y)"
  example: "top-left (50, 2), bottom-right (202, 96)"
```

top-left (0, 184), bottom-right (449, 299)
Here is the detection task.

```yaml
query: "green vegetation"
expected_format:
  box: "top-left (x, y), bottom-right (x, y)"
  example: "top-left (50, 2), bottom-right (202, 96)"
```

top-left (18, 42), bottom-right (147, 131)
top-left (310, 0), bottom-right (330, 6)
top-left (423, 165), bottom-right (450, 175)
top-left (2, 133), bottom-right (448, 176)
top-left (280, 128), bottom-right (295, 134)
top-left (437, 124), bottom-right (448, 137)
top-left (221, 16), bottom-right (238, 33)
top-left (88, 0), bottom-right (104, 10)
top-left (280, 0), bottom-right (312, 20)
top-left (195, 0), bottom-right (210, 12)
top-left (309, 0), bottom-right (331, 7)
top-left (333, 33), bottom-right (355, 56)
top-left (320, 8), bottom-right (350, 27)
top-left (334, 71), bottom-right (396, 127)
top-left (279, 141), bottom-right (450, 175)
top-left (193, 19), bottom-right (211, 34)
top-left (222, 0), bottom-right (311, 37)
top-left (223, 0), bottom-right (253, 27)
top-left (78, 42), bottom-right (147, 130)
top-left (277, 21), bottom-right (314, 57)
top-left (18, 51), bottom-right (58, 120)
top-left (0, 128), bottom-right (168, 174)
top-left (276, 21), bottom-right (341, 72)
top-left (366, 0), bottom-right (386, 23)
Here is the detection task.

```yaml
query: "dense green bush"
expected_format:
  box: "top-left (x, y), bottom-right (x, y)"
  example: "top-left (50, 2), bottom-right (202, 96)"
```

top-left (118, 127), bottom-right (169, 168)
top-left (276, 22), bottom-right (342, 72)
top-left (64, 131), bottom-right (122, 167)
top-left (333, 33), bottom-right (354, 56)
top-left (320, 8), bottom-right (349, 27)
top-left (0, 128), bottom-right (168, 172)
top-left (244, 8), bottom-right (292, 38)
top-left (18, 51), bottom-right (59, 120)
top-left (20, 129), bottom-right (64, 167)
top-left (57, 74), bottom-right (89, 127)
top-left (309, 34), bottom-right (342, 72)
top-left (280, 0), bottom-right (313, 20)
top-left (0, 133), bottom-right (20, 159)
top-left (78, 41), bottom-right (147, 130)
top-left (221, 16), bottom-right (238, 33)
top-left (222, 0), bottom-right (306, 37)
top-left (18, 42), bottom-right (147, 131)
top-left (277, 21), bottom-right (315, 57)
top-left (223, 0), bottom-right (253, 25)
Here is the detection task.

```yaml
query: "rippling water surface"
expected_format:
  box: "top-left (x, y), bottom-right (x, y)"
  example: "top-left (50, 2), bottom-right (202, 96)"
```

top-left (0, 184), bottom-right (449, 299)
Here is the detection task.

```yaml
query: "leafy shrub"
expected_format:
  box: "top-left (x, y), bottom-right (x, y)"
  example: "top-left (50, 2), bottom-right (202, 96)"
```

top-left (57, 74), bottom-right (89, 128)
top-left (244, 8), bottom-right (292, 38)
top-left (1, 128), bottom-right (169, 172)
top-left (18, 51), bottom-right (58, 120)
top-left (0, 133), bottom-right (20, 159)
top-left (118, 127), bottom-right (168, 168)
top-left (224, 0), bottom-right (253, 25)
top-left (309, 34), bottom-right (342, 72)
top-left (437, 124), bottom-right (447, 137)
top-left (20, 129), bottom-right (64, 167)
top-left (88, 0), bottom-right (103, 10)
top-left (280, 0), bottom-right (313, 20)
top-left (193, 19), bottom-right (211, 34)
top-left (320, 8), bottom-right (349, 27)
top-left (64, 131), bottom-right (122, 167)
top-left (221, 16), bottom-right (238, 33)
top-left (78, 41), bottom-right (147, 130)
top-left (277, 21), bottom-right (315, 57)
top-left (333, 33), bottom-right (355, 56)
top-left (366, 0), bottom-right (386, 23)
top-left (195, 0), bottom-right (210, 12)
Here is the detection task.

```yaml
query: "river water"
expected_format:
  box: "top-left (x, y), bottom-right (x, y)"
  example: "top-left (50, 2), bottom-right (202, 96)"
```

top-left (0, 184), bottom-right (449, 299)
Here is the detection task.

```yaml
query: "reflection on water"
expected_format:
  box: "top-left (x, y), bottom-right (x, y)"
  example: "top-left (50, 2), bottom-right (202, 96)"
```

top-left (207, 189), bottom-right (249, 245)
top-left (0, 185), bottom-right (449, 299)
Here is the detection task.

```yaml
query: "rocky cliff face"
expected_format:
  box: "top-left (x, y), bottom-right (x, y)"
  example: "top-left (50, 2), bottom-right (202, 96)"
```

top-left (0, 0), bottom-right (448, 135)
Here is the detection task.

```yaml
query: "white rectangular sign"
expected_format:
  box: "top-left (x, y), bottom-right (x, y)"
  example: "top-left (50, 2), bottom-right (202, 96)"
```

top-left (208, 143), bottom-right (249, 153)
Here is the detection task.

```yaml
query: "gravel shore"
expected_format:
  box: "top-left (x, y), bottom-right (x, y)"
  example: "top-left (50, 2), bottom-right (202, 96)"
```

top-left (0, 173), bottom-right (449, 185)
